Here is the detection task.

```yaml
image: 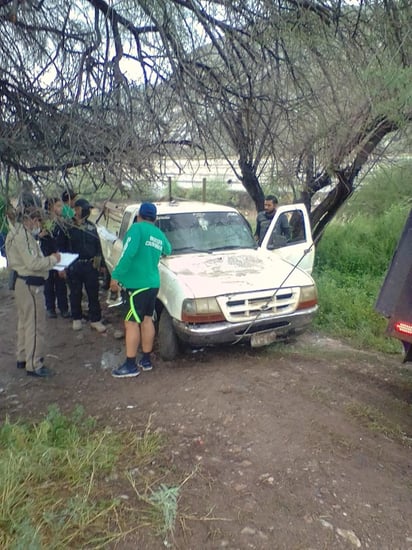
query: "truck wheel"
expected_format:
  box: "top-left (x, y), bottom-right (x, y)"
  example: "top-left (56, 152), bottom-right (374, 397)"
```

top-left (158, 309), bottom-right (180, 361)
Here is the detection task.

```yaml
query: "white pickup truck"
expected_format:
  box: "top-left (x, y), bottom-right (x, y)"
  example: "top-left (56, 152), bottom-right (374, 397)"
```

top-left (97, 200), bottom-right (318, 360)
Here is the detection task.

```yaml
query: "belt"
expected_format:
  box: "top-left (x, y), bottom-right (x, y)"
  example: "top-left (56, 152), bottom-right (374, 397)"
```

top-left (76, 258), bottom-right (93, 263)
top-left (17, 274), bottom-right (45, 286)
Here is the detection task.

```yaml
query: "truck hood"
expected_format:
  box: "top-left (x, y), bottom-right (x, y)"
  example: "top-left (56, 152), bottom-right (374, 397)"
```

top-left (161, 249), bottom-right (314, 297)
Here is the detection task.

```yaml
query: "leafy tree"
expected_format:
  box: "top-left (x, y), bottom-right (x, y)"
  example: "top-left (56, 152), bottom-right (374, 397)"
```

top-left (0, 0), bottom-right (410, 242)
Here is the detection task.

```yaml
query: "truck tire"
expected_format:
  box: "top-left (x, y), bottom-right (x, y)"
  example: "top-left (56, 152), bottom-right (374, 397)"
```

top-left (158, 309), bottom-right (180, 361)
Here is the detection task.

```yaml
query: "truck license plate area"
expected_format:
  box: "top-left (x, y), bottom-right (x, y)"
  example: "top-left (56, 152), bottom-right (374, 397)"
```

top-left (251, 329), bottom-right (278, 347)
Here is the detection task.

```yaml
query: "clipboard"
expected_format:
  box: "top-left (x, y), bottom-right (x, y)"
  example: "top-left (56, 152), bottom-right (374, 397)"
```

top-left (53, 252), bottom-right (79, 271)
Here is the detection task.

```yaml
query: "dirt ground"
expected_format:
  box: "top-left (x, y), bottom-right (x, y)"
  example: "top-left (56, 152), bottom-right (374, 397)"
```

top-left (1, 278), bottom-right (411, 550)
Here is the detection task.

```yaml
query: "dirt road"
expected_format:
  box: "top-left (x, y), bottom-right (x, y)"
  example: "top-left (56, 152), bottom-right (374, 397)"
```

top-left (1, 282), bottom-right (411, 549)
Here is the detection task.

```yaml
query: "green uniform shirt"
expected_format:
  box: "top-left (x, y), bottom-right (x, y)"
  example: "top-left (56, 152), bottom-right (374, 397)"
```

top-left (112, 221), bottom-right (172, 289)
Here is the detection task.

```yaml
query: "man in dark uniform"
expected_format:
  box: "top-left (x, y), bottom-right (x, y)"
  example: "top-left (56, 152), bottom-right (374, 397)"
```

top-left (67, 198), bottom-right (106, 332)
top-left (254, 194), bottom-right (290, 246)
top-left (40, 197), bottom-right (70, 318)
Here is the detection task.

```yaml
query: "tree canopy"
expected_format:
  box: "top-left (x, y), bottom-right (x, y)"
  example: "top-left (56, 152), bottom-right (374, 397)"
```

top-left (0, 0), bottom-right (410, 239)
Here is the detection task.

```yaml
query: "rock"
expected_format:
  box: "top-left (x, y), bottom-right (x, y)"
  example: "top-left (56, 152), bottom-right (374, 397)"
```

top-left (241, 526), bottom-right (256, 536)
top-left (319, 519), bottom-right (334, 530)
top-left (336, 528), bottom-right (361, 548)
top-left (100, 350), bottom-right (121, 369)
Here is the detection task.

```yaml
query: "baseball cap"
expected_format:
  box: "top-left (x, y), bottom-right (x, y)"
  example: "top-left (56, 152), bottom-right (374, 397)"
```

top-left (24, 206), bottom-right (44, 221)
top-left (139, 202), bottom-right (157, 220)
top-left (61, 189), bottom-right (78, 202)
top-left (74, 198), bottom-right (93, 210)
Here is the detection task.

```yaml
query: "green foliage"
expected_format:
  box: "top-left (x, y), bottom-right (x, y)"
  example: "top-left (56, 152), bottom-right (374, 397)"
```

top-left (339, 161), bottom-right (412, 219)
top-left (363, 65), bottom-right (412, 124)
top-left (149, 484), bottom-right (180, 537)
top-left (0, 406), bottom-right (167, 549)
top-left (313, 161), bottom-right (411, 353)
top-left (315, 204), bottom-right (409, 277)
top-left (172, 179), bottom-right (245, 208)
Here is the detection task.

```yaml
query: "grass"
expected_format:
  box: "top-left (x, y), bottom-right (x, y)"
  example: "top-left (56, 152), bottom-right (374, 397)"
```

top-left (345, 401), bottom-right (412, 446)
top-left (0, 405), bottom-right (178, 549)
top-left (313, 160), bottom-right (412, 354)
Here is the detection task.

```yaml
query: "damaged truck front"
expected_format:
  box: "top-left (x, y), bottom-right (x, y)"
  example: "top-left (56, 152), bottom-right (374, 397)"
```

top-left (97, 200), bottom-right (318, 360)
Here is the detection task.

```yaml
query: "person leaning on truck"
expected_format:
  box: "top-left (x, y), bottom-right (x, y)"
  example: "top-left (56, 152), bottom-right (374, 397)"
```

top-left (110, 202), bottom-right (172, 378)
top-left (254, 195), bottom-right (290, 246)
top-left (6, 207), bottom-right (61, 377)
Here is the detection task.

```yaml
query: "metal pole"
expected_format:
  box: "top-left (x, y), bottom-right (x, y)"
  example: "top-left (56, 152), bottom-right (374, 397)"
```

top-left (202, 177), bottom-right (206, 202)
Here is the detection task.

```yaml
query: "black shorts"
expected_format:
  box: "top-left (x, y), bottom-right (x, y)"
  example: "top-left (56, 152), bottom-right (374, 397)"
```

top-left (121, 287), bottom-right (159, 323)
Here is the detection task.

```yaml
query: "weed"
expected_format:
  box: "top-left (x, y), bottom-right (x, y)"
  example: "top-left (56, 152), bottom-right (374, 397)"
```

top-left (149, 484), bottom-right (180, 536)
top-left (310, 386), bottom-right (334, 406)
top-left (345, 401), bottom-right (412, 446)
top-left (0, 406), bottom-right (166, 548)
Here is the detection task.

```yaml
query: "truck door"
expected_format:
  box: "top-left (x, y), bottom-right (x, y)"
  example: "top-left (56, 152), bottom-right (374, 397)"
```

top-left (260, 204), bottom-right (315, 274)
top-left (97, 210), bottom-right (133, 272)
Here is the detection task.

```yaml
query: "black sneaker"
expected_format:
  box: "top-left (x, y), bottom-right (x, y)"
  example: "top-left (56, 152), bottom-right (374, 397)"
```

top-left (27, 366), bottom-right (54, 378)
top-left (112, 362), bottom-right (140, 378)
top-left (46, 310), bottom-right (57, 319)
top-left (138, 360), bottom-right (153, 372)
top-left (60, 310), bottom-right (71, 319)
top-left (17, 361), bottom-right (26, 369)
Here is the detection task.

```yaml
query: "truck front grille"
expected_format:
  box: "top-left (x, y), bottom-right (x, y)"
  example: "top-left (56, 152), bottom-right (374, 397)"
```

top-left (217, 288), bottom-right (299, 322)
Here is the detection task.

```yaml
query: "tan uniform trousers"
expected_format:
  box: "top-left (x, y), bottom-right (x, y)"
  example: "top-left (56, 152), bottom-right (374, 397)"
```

top-left (15, 277), bottom-right (46, 371)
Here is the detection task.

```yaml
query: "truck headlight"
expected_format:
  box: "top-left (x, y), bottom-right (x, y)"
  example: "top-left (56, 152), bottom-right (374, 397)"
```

top-left (182, 298), bottom-right (225, 323)
top-left (296, 285), bottom-right (318, 310)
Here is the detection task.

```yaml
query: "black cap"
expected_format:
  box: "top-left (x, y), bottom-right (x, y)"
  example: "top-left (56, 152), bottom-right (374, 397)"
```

top-left (62, 189), bottom-right (78, 202)
top-left (74, 198), bottom-right (93, 210)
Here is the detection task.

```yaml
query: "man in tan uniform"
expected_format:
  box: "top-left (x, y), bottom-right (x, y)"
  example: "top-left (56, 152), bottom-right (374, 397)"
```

top-left (6, 208), bottom-right (61, 377)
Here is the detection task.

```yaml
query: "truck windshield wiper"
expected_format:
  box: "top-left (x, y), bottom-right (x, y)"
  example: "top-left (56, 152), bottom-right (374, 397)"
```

top-left (172, 246), bottom-right (209, 254)
top-left (208, 245), bottom-right (255, 252)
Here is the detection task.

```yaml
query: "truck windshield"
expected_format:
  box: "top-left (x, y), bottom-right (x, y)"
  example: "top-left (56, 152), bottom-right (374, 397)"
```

top-left (157, 211), bottom-right (256, 254)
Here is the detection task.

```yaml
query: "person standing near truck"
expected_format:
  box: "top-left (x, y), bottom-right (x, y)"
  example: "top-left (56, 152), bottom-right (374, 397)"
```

top-left (40, 197), bottom-right (70, 319)
top-left (6, 208), bottom-right (61, 377)
top-left (254, 195), bottom-right (290, 246)
top-left (110, 202), bottom-right (172, 378)
top-left (67, 198), bottom-right (107, 333)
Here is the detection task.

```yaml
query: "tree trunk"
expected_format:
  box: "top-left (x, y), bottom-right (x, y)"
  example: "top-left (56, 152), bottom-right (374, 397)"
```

top-left (238, 158), bottom-right (265, 212)
top-left (310, 171), bottom-right (355, 244)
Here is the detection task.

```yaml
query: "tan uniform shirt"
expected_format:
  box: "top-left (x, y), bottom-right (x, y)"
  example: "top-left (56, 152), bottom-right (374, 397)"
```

top-left (6, 223), bottom-right (58, 277)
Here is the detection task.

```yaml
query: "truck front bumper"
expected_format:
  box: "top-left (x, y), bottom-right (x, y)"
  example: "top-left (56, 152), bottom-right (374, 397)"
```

top-left (173, 306), bottom-right (318, 347)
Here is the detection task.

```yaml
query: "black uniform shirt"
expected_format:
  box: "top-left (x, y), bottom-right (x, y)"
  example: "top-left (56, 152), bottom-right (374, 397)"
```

top-left (68, 220), bottom-right (102, 259)
top-left (40, 220), bottom-right (70, 256)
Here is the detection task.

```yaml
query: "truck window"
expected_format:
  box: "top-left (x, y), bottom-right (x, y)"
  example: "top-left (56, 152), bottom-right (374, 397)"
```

top-left (267, 210), bottom-right (306, 249)
top-left (157, 212), bottom-right (256, 254)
